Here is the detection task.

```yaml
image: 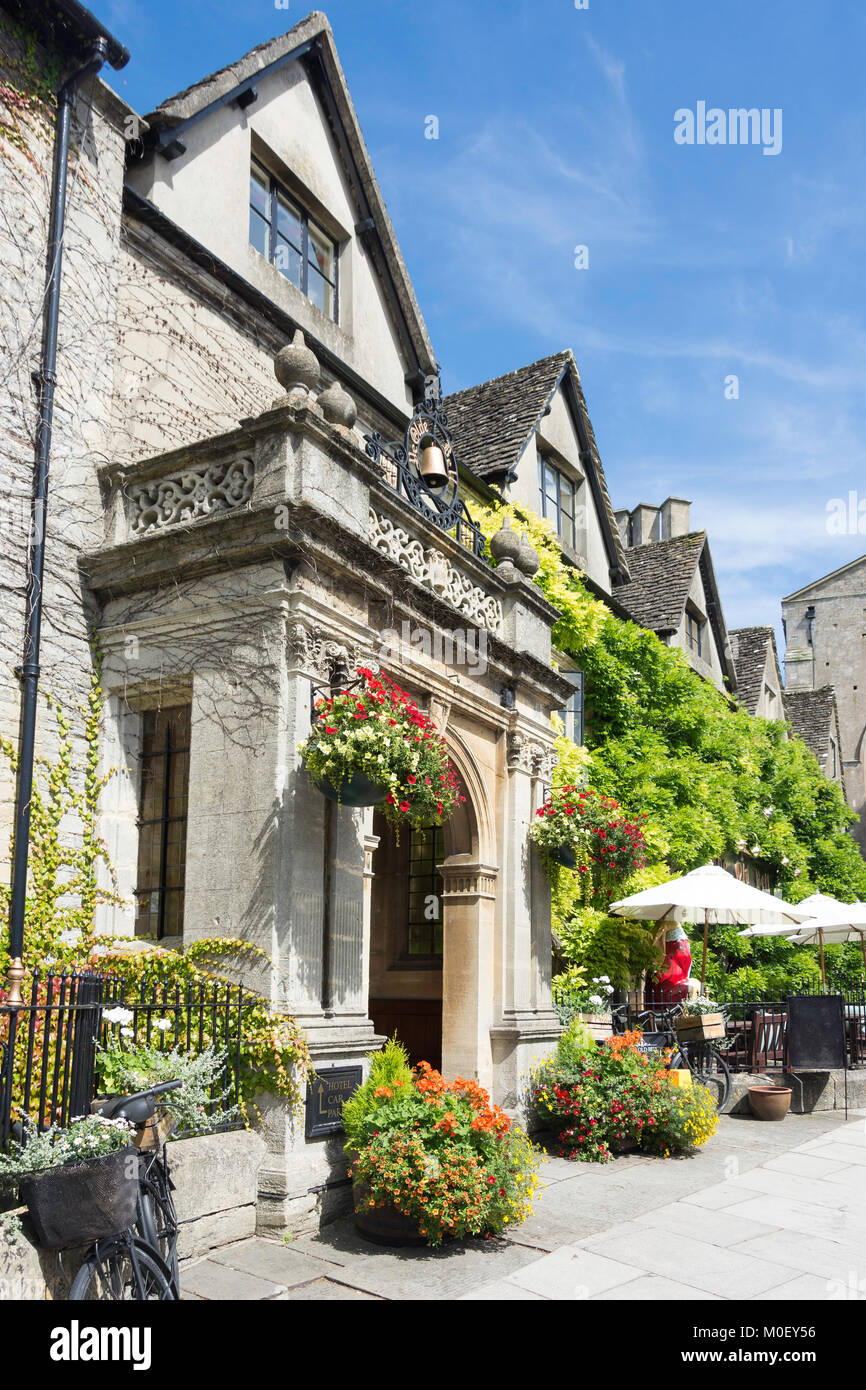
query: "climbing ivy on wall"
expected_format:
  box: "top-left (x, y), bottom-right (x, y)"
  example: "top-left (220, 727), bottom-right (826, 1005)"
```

top-left (471, 499), bottom-right (866, 990)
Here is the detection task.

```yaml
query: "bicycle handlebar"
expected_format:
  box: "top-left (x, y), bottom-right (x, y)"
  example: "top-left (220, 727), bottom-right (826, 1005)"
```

top-left (98, 1078), bottom-right (183, 1126)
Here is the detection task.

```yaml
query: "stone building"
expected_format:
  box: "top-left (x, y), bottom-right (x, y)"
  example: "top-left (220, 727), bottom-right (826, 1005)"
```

top-left (728, 626), bottom-right (784, 720)
top-left (2, 7), bottom-right (573, 1228)
top-left (613, 500), bottom-right (737, 696)
top-left (782, 558), bottom-right (865, 849)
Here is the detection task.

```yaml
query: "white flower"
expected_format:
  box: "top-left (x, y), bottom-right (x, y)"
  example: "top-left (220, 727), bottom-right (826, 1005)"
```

top-left (588, 994), bottom-right (604, 1010)
top-left (598, 975), bottom-right (611, 984)
top-left (781, 856), bottom-right (790, 866)
top-left (43, 955), bottom-right (57, 967)
top-left (103, 1006), bottom-right (134, 1027)
top-left (793, 867), bottom-right (802, 877)
top-left (58, 928), bottom-right (81, 946)
top-left (736, 838), bottom-right (747, 851)
top-left (763, 806), bottom-right (773, 817)
top-left (604, 983), bottom-right (614, 994)
top-left (750, 844), bottom-right (761, 856)
top-left (153, 1018), bottom-right (171, 1032)
top-left (120, 1027), bottom-right (134, 1037)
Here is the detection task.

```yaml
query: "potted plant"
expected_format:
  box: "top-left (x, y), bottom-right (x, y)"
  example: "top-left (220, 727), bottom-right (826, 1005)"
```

top-left (341, 1039), bottom-right (540, 1247)
top-left (552, 969), bottom-right (615, 1040)
top-left (674, 995), bottom-right (725, 1042)
top-left (0, 1113), bottom-right (137, 1250)
top-left (529, 786), bottom-right (647, 904)
top-left (298, 667), bottom-right (464, 831)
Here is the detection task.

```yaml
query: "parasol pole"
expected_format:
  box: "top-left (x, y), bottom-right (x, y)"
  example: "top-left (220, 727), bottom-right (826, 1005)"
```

top-left (859, 930), bottom-right (866, 983)
top-left (818, 928), bottom-right (826, 989)
top-left (701, 907), bottom-right (709, 989)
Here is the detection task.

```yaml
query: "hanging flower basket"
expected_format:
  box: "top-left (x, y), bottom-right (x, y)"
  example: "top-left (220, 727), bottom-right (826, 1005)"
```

top-left (529, 785), bottom-right (647, 902)
top-left (299, 667), bottom-right (464, 832)
top-left (20, 1146), bottom-right (138, 1250)
top-left (313, 771), bottom-right (387, 807)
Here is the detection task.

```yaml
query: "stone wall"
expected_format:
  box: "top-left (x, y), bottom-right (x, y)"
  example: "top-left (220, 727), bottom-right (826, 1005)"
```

top-left (0, 1128), bottom-right (266, 1298)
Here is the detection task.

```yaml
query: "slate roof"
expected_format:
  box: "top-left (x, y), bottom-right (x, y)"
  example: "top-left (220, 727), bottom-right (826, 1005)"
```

top-left (784, 688), bottom-right (840, 768)
top-left (729, 626), bottom-right (781, 715)
top-left (618, 532), bottom-right (707, 632)
top-left (443, 351), bottom-right (628, 579)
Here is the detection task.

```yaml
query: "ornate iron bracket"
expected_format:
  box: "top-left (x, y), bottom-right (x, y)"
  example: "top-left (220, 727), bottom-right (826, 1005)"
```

top-left (365, 397), bottom-right (486, 559)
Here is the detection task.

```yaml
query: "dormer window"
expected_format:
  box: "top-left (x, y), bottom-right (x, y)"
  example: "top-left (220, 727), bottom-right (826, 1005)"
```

top-left (686, 608), bottom-right (704, 657)
top-left (249, 160), bottom-right (338, 321)
top-left (538, 453), bottom-right (576, 549)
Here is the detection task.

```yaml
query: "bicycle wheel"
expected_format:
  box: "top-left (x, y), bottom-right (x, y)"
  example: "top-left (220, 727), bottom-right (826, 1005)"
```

top-left (676, 1043), bottom-right (733, 1112)
top-left (137, 1170), bottom-right (179, 1295)
top-left (69, 1235), bottom-right (175, 1301)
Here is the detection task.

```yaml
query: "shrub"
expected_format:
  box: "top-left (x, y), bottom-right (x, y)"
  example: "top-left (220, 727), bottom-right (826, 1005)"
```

top-left (95, 1032), bottom-right (239, 1135)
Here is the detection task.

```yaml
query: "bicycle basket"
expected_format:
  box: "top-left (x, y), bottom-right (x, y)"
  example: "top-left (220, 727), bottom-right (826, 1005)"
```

top-left (20, 1146), bottom-right (138, 1250)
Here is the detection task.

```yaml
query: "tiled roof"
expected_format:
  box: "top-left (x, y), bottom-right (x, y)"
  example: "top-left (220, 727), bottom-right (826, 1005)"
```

top-left (729, 626), bottom-right (779, 715)
top-left (618, 532), bottom-right (706, 632)
top-left (784, 687), bottom-right (839, 767)
top-left (443, 351), bottom-right (628, 579)
top-left (444, 353), bottom-right (572, 480)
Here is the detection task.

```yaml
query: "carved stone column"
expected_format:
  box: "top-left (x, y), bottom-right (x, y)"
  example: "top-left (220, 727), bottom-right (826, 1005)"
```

top-left (439, 854), bottom-right (498, 1090)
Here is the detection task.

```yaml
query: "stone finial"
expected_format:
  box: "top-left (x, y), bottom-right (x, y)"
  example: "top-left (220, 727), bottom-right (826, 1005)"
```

top-left (318, 378), bottom-right (357, 428)
top-left (515, 532), bottom-right (540, 577)
top-left (274, 329), bottom-right (320, 395)
top-left (489, 516), bottom-right (521, 567)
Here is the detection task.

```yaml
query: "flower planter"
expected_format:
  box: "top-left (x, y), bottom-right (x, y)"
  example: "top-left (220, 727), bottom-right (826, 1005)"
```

top-left (550, 844), bottom-right (578, 870)
top-left (674, 1012), bottom-right (725, 1042)
top-left (19, 1146), bottom-right (138, 1250)
top-left (352, 1181), bottom-right (427, 1247)
top-left (748, 1086), bottom-right (792, 1122)
top-left (577, 1012), bottom-right (613, 1042)
top-left (313, 771), bottom-right (387, 807)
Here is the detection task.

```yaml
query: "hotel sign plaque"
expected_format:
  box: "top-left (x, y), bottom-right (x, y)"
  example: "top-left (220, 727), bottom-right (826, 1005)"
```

top-left (305, 1065), bottom-right (362, 1138)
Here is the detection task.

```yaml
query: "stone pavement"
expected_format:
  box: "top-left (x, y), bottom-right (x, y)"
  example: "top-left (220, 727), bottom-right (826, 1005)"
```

top-left (179, 1108), bottom-right (866, 1301)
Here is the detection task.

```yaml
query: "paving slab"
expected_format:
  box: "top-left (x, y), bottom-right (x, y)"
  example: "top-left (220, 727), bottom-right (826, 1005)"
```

top-left (506, 1247), bottom-right (646, 1299)
top-left (179, 1259), bottom-right (285, 1301)
top-left (210, 1237), bottom-right (336, 1288)
top-left (592, 1274), bottom-right (720, 1301)
top-left (800, 1142), bottom-right (866, 1167)
top-left (752, 1273), bottom-right (841, 1300)
top-left (722, 1195), bottom-right (866, 1248)
top-left (762, 1151), bottom-right (852, 1180)
top-left (574, 1227), bottom-right (801, 1298)
top-left (629, 1201), bottom-right (779, 1247)
top-left (728, 1227), bottom-right (866, 1281)
top-left (458, 1279), bottom-right (546, 1300)
top-left (278, 1278), bottom-right (383, 1300)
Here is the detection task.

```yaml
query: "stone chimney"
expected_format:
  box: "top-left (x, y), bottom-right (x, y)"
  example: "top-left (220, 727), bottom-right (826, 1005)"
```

top-left (630, 504), bottom-right (660, 547)
top-left (659, 497), bottom-right (691, 540)
top-left (614, 508), bottom-right (631, 549)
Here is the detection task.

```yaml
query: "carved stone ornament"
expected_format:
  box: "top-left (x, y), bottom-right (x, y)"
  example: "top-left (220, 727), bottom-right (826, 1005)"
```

top-left (318, 379), bottom-right (357, 429)
top-left (369, 508), bottom-right (503, 633)
top-left (506, 730), bottom-right (557, 780)
top-left (274, 329), bottom-right (320, 395)
top-left (289, 623), bottom-right (358, 681)
top-left (129, 456), bottom-right (254, 535)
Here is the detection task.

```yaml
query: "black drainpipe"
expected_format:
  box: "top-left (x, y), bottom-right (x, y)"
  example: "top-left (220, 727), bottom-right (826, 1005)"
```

top-left (6, 34), bottom-right (124, 1004)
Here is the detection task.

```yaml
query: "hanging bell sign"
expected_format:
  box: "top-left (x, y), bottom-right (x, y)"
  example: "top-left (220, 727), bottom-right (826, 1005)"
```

top-left (418, 434), bottom-right (449, 490)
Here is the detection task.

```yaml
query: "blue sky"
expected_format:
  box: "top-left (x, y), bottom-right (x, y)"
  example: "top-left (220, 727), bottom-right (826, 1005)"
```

top-left (103, 0), bottom-right (866, 636)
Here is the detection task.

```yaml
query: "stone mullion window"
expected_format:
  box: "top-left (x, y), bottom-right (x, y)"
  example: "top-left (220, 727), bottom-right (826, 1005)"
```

top-left (135, 706), bottom-right (191, 939)
top-left (249, 160), bottom-right (338, 321)
top-left (559, 670), bottom-right (584, 745)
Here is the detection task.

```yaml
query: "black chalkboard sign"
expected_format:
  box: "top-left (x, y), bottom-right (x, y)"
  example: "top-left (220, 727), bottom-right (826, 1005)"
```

top-left (305, 1066), bottom-right (362, 1138)
top-left (637, 1032), bottom-right (669, 1056)
top-left (787, 994), bottom-right (846, 1070)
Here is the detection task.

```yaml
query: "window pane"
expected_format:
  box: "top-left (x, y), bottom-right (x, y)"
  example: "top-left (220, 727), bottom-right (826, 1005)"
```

top-left (249, 169), bottom-right (269, 219)
top-left (249, 208), bottom-right (269, 256)
top-left (308, 220), bottom-right (334, 281)
top-left (274, 236), bottom-right (302, 288)
top-left (307, 265), bottom-right (333, 317)
top-left (276, 194), bottom-right (302, 250)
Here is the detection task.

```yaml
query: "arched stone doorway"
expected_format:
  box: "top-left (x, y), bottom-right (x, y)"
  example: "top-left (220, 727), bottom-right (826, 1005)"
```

top-left (366, 728), bottom-right (497, 1084)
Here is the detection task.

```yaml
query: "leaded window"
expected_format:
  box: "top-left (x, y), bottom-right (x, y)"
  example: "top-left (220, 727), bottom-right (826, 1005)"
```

top-left (686, 610), bottom-right (704, 657)
top-left (249, 161), bottom-right (338, 320)
top-left (406, 825), bottom-right (444, 958)
top-left (135, 706), bottom-right (191, 939)
top-left (538, 453), bottom-right (576, 549)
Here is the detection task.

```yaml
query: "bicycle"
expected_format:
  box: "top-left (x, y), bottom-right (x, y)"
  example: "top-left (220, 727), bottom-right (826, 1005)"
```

top-left (611, 1002), bottom-right (733, 1112)
top-left (68, 1079), bottom-right (182, 1301)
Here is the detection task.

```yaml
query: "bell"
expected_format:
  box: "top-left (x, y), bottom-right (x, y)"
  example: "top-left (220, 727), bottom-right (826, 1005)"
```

top-left (419, 437), bottom-right (448, 490)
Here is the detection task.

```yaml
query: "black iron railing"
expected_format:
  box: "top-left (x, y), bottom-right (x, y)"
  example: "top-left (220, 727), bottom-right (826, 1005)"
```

top-left (0, 968), bottom-right (253, 1150)
top-left (611, 988), bottom-right (866, 1073)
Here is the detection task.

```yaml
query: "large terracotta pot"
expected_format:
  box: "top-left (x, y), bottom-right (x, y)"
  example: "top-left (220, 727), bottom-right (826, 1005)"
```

top-left (313, 771), bottom-right (387, 807)
top-left (748, 1085), bottom-right (792, 1121)
top-left (352, 1181), bottom-right (426, 1247)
